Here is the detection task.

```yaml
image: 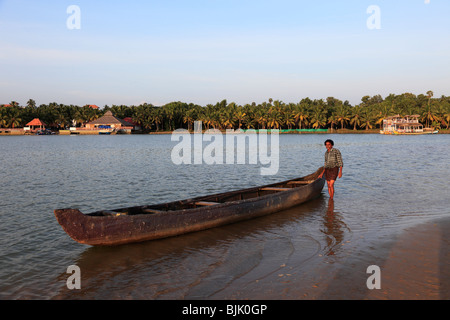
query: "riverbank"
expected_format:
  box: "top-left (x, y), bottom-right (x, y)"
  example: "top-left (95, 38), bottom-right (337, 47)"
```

top-left (363, 217), bottom-right (449, 300)
top-left (210, 216), bottom-right (450, 300)
top-left (1, 128), bottom-right (449, 135)
top-left (148, 128), bottom-right (450, 135)
top-left (329, 216), bottom-right (450, 300)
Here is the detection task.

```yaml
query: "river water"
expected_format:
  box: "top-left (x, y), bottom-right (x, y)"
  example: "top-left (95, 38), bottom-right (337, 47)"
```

top-left (0, 133), bottom-right (448, 299)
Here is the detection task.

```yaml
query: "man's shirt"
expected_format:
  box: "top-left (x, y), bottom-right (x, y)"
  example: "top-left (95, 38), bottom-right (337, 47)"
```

top-left (324, 148), bottom-right (343, 168)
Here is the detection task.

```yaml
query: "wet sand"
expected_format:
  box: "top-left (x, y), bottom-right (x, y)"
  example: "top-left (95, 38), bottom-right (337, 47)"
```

top-left (284, 217), bottom-right (449, 300)
top-left (208, 216), bottom-right (450, 300)
top-left (364, 217), bottom-right (449, 300)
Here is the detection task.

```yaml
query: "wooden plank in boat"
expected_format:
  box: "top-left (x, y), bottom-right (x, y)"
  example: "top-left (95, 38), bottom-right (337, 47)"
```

top-left (195, 201), bottom-right (220, 206)
top-left (287, 180), bottom-right (314, 185)
top-left (142, 208), bottom-right (165, 214)
top-left (102, 210), bottom-right (127, 216)
top-left (260, 187), bottom-right (291, 192)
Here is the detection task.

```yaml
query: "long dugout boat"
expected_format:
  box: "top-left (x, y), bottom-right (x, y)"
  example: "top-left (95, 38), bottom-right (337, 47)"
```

top-left (55, 167), bottom-right (325, 246)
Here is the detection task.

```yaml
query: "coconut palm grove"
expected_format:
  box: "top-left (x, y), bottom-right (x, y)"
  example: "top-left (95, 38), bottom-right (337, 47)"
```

top-left (1, 91), bottom-right (449, 132)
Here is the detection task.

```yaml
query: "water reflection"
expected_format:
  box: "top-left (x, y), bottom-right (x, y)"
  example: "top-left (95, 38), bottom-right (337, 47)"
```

top-left (321, 199), bottom-right (347, 256)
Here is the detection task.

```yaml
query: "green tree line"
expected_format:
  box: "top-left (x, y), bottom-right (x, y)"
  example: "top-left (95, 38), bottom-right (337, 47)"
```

top-left (1, 91), bottom-right (450, 131)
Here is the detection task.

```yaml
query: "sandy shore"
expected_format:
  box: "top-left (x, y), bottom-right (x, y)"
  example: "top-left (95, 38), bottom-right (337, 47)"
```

top-left (306, 217), bottom-right (450, 300)
top-left (217, 216), bottom-right (449, 300)
top-left (364, 217), bottom-right (449, 300)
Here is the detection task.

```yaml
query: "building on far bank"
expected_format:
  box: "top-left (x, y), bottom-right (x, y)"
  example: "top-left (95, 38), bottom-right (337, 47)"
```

top-left (380, 115), bottom-right (438, 135)
top-left (123, 117), bottom-right (141, 131)
top-left (85, 111), bottom-right (135, 132)
top-left (25, 118), bottom-right (46, 132)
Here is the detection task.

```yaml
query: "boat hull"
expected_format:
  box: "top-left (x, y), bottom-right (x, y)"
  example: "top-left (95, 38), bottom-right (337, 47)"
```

top-left (55, 168), bottom-right (325, 246)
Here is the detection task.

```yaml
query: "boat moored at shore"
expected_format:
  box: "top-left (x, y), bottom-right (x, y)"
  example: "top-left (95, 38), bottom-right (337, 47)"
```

top-left (55, 167), bottom-right (325, 246)
top-left (380, 115), bottom-right (439, 135)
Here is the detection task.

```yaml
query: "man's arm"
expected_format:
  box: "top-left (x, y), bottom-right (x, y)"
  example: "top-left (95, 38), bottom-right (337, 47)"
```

top-left (318, 168), bottom-right (325, 179)
top-left (336, 149), bottom-right (343, 178)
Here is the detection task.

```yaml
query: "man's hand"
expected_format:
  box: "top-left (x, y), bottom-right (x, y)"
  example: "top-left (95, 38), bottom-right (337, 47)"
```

top-left (318, 170), bottom-right (325, 179)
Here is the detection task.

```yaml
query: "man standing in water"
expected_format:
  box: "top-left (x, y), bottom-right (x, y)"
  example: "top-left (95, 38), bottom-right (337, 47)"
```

top-left (318, 139), bottom-right (343, 200)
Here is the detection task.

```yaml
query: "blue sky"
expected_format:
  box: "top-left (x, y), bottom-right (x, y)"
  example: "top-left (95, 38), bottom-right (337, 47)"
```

top-left (0, 0), bottom-right (449, 107)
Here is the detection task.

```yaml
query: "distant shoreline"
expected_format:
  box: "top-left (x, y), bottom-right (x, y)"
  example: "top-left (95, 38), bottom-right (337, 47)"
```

top-left (1, 128), bottom-right (449, 136)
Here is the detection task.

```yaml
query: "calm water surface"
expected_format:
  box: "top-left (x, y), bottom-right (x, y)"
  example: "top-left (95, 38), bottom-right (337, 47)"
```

top-left (0, 133), bottom-right (448, 299)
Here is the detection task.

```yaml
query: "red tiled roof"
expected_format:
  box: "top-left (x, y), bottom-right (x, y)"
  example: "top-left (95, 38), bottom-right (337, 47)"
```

top-left (123, 117), bottom-right (138, 125)
top-left (26, 118), bottom-right (46, 126)
top-left (89, 105), bottom-right (99, 109)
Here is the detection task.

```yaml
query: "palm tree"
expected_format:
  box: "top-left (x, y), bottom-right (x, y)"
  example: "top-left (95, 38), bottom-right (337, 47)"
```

top-left (9, 101), bottom-right (20, 108)
top-left (162, 106), bottom-right (175, 131)
top-left (254, 107), bottom-right (267, 130)
top-left (360, 109), bottom-right (375, 130)
top-left (239, 105), bottom-right (257, 130)
top-left (327, 113), bottom-right (338, 131)
top-left (218, 111), bottom-right (232, 129)
top-left (443, 112), bottom-right (450, 129)
top-left (73, 109), bottom-right (85, 127)
top-left (199, 111), bottom-right (212, 130)
top-left (266, 109), bottom-right (282, 129)
top-left (218, 103), bottom-right (235, 130)
top-left (111, 105), bottom-right (130, 119)
top-left (183, 109), bottom-right (198, 131)
top-left (293, 102), bottom-right (309, 130)
top-left (419, 91), bottom-right (434, 128)
top-left (132, 104), bottom-right (150, 128)
top-left (427, 90), bottom-right (434, 103)
top-left (350, 105), bottom-right (363, 130)
top-left (26, 99), bottom-right (36, 109)
top-left (334, 104), bottom-right (350, 129)
top-left (82, 106), bottom-right (99, 123)
top-left (6, 108), bottom-right (22, 128)
top-left (441, 101), bottom-right (450, 129)
top-left (0, 108), bottom-right (7, 128)
top-left (234, 108), bottom-right (247, 129)
top-left (151, 108), bottom-right (163, 131)
top-left (282, 110), bottom-right (295, 129)
top-left (374, 101), bottom-right (393, 129)
top-left (310, 104), bottom-right (327, 129)
top-left (55, 111), bottom-right (69, 129)
top-left (421, 101), bottom-right (439, 128)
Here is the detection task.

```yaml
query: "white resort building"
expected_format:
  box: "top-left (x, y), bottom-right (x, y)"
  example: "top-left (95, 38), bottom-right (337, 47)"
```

top-left (381, 115), bottom-right (425, 135)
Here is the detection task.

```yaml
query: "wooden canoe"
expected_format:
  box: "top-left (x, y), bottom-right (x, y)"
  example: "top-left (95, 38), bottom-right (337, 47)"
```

top-left (54, 167), bottom-right (325, 246)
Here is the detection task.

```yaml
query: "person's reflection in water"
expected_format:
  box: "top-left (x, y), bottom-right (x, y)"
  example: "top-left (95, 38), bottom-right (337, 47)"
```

top-left (321, 199), bottom-right (346, 256)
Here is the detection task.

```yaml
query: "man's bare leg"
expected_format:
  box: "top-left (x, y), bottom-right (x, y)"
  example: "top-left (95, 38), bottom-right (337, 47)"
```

top-left (327, 180), bottom-right (335, 199)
